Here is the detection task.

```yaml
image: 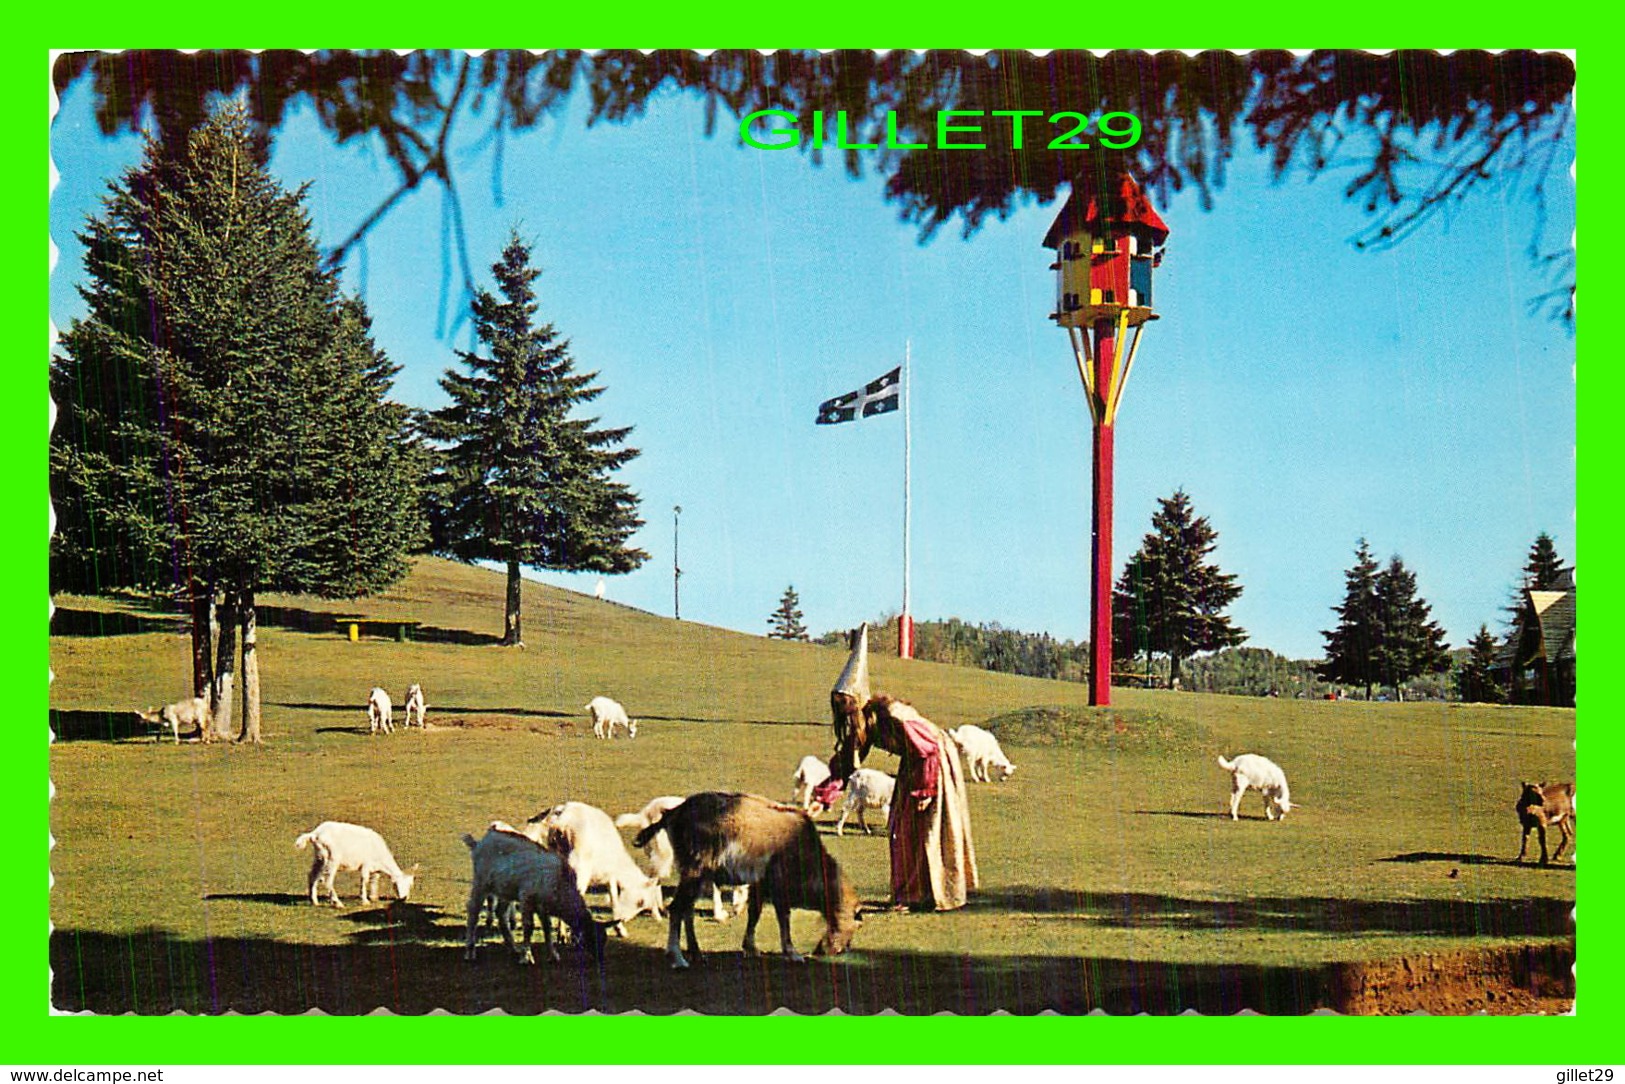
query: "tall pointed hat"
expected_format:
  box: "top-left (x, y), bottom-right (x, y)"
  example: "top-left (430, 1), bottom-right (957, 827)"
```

top-left (833, 622), bottom-right (871, 704)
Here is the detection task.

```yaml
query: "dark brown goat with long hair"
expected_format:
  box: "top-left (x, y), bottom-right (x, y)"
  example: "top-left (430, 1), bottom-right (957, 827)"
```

top-left (634, 792), bottom-right (859, 970)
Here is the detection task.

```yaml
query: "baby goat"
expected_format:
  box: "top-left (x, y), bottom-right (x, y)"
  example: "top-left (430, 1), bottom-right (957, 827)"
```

top-left (462, 824), bottom-right (606, 965)
top-left (294, 821), bottom-right (416, 906)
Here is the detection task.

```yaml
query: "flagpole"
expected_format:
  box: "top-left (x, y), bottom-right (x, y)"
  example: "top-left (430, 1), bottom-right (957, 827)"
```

top-left (901, 340), bottom-right (913, 659)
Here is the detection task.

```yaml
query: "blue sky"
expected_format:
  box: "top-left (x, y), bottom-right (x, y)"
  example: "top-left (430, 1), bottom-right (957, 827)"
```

top-left (49, 75), bottom-right (1576, 659)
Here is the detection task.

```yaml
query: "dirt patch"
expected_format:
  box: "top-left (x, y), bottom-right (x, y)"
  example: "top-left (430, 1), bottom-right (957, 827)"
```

top-left (1328, 942), bottom-right (1574, 1015)
top-left (983, 704), bottom-right (1209, 754)
top-left (426, 717), bottom-right (579, 737)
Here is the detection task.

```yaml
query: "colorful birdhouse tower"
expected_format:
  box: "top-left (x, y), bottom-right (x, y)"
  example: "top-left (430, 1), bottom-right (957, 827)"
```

top-left (1043, 172), bottom-right (1169, 706)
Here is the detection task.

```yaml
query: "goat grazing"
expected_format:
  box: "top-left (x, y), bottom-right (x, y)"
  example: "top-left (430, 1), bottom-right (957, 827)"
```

top-left (1217, 753), bottom-right (1293, 820)
top-left (462, 824), bottom-right (606, 965)
top-left (585, 695), bottom-right (637, 739)
top-left (294, 821), bottom-right (416, 906)
top-left (836, 768), bottom-right (896, 837)
top-left (792, 755), bottom-right (834, 815)
top-left (367, 687), bottom-right (393, 735)
top-left (529, 801), bottom-right (664, 934)
top-left (402, 683), bottom-right (426, 728)
top-left (1516, 781), bottom-right (1576, 865)
top-left (634, 792), bottom-right (859, 970)
top-left (616, 796), bottom-right (750, 922)
top-left (134, 695), bottom-right (209, 744)
top-left (948, 724), bottom-right (1017, 782)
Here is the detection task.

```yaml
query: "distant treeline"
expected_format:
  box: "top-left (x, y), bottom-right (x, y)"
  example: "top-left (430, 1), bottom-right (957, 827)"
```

top-left (822, 618), bottom-right (1464, 701)
top-left (819, 616), bottom-right (1090, 682)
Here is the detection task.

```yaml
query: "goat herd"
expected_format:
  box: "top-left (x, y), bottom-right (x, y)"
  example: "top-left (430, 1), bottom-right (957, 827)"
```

top-left (139, 684), bottom-right (1577, 975)
top-left (284, 690), bottom-right (1023, 971)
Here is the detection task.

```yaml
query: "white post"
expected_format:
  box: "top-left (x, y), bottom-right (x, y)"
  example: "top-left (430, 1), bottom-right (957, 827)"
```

top-left (902, 340), bottom-right (912, 657)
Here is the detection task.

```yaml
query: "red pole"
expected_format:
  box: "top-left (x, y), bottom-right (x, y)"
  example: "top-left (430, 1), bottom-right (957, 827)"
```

top-left (1090, 318), bottom-right (1116, 707)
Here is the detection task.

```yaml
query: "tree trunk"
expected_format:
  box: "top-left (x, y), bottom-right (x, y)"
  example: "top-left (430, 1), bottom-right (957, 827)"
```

top-left (238, 589), bottom-right (262, 744)
top-left (503, 556), bottom-right (523, 646)
top-left (189, 578), bottom-right (214, 702)
top-left (1169, 652), bottom-right (1184, 690)
top-left (210, 588), bottom-right (239, 741)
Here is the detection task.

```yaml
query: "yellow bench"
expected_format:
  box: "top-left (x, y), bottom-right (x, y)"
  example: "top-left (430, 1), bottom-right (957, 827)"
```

top-left (345, 620), bottom-right (420, 643)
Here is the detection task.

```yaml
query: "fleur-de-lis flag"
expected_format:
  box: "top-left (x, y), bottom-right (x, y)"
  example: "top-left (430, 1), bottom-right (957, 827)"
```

top-left (815, 366), bottom-right (902, 425)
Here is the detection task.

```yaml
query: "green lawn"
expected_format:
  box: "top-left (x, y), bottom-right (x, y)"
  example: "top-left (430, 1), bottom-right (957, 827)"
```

top-left (48, 558), bottom-right (1575, 1014)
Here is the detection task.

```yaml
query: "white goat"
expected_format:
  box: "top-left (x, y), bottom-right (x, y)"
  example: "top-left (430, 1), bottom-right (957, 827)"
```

top-left (294, 821), bottom-right (416, 906)
top-left (367, 687), bottom-right (393, 735)
top-left (836, 768), bottom-right (896, 837)
top-left (792, 755), bottom-right (835, 814)
top-left (402, 683), bottom-right (426, 728)
top-left (462, 825), bottom-right (605, 964)
top-left (585, 695), bottom-right (637, 739)
top-left (134, 695), bottom-right (209, 744)
top-left (1217, 753), bottom-right (1294, 821)
top-left (616, 796), bottom-right (750, 923)
top-left (529, 801), bottom-right (663, 935)
top-left (949, 724), bottom-right (1017, 782)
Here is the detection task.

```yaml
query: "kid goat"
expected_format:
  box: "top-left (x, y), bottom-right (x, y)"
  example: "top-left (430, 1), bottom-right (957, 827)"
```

top-left (134, 695), bottom-right (209, 743)
top-left (294, 821), bottom-right (416, 906)
top-left (462, 824), bottom-right (606, 964)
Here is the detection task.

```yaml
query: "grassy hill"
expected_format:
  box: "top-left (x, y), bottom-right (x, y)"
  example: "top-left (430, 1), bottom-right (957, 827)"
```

top-left (48, 557), bottom-right (1576, 1014)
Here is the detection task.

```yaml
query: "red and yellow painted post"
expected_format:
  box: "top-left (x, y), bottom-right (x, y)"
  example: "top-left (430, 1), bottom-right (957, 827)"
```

top-left (1044, 173), bottom-right (1168, 707)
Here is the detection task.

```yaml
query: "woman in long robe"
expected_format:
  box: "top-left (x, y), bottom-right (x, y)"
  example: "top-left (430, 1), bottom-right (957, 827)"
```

top-left (825, 692), bottom-right (978, 911)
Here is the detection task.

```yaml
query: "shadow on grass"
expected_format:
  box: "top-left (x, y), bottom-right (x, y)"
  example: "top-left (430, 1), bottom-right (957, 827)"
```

top-left (50, 708), bottom-right (164, 742)
top-left (51, 606), bottom-right (187, 638)
top-left (1133, 809), bottom-right (1234, 820)
top-left (203, 892), bottom-right (311, 907)
top-left (413, 625), bottom-right (505, 646)
top-left (1379, 852), bottom-right (1528, 868)
top-left (48, 925), bottom-right (1573, 1015)
top-left (969, 886), bottom-right (1574, 938)
top-left (278, 701), bottom-right (573, 719)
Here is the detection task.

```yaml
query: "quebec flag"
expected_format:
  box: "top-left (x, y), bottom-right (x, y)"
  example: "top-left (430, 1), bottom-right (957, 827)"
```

top-left (815, 366), bottom-right (901, 425)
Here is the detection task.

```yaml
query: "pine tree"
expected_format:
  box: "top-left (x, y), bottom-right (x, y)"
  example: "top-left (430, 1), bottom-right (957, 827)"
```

top-left (51, 103), bottom-right (423, 742)
top-left (426, 233), bottom-right (647, 645)
top-left (1521, 532), bottom-right (1569, 589)
top-left (1319, 542), bottom-right (1451, 699)
top-left (768, 585), bottom-right (809, 640)
top-left (1109, 490), bottom-right (1246, 687)
top-left (1318, 539), bottom-right (1384, 698)
top-left (1373, 556), bottom-right (1452, 699)
top-left (1457, 624), bottom-right (1505, 703)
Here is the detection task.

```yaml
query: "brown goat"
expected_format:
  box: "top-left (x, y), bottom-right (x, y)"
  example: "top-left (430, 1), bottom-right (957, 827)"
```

top-left (634, 792), bottom-right (859, 970)
top-left (1516, 781), bottom-right (1575, 866)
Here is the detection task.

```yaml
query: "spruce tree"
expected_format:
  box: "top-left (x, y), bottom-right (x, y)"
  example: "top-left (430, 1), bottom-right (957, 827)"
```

top-left (51, 103), bottom-right (422, 742)
top-left (1319, 542), bottom-right (1451, 699)
top-left (1457, 624), bottom-right (1505, 703)
top-left (426, 233), bottom-right (647, 645)
top-left (1109, 490), bottom-right (1246, 687)
top-left (1318, 540), bottom-right (1384, 698)
top-left (768, 585), bottom-right (809, 640)
top-left (1373, 556), bottom-right (1451, 699)
top-left (1521, 532), bottom-right (1569, 589)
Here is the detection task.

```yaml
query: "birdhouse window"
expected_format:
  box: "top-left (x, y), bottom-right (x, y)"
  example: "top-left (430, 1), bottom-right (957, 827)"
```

top-left (1130, 257), bottom-right (1153, 306)
top-left (1063, 240), bottom-right (1084, 260)
top-left (1063, 292), bottom-right (1082, 312)
top-left (1127, 234), bottom-right (1139, 256)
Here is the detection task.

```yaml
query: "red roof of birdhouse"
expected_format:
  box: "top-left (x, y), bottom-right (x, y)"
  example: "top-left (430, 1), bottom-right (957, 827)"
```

top-left (1042, 172), bottom-right (1170, 249)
